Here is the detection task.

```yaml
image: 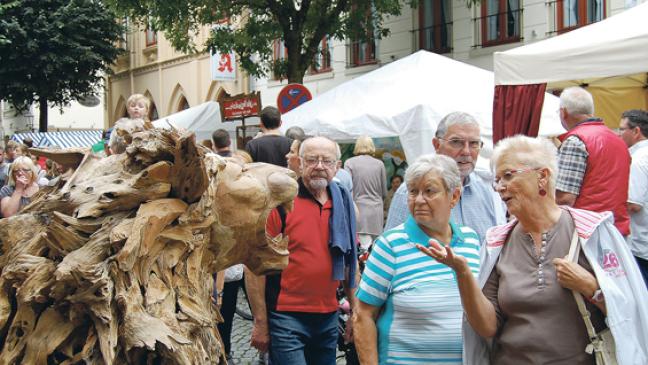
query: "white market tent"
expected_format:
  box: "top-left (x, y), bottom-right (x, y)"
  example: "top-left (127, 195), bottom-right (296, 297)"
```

top-left (494, 2), bottom-right (648, 124)
top-left (153, 102), bottom-right (222, 143)
top-left (152, 101), bottom-right (259, 149)
top-left (281, 50), bottom-right (564, 170)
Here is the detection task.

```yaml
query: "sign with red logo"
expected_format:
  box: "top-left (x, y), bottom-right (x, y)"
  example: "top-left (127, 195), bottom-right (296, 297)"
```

top-left (220, 92), bottom-right (262, 121)
top-left (211, 50), bottom-right (237, 81)
top-left (277, 84), bottom-right (312, 114)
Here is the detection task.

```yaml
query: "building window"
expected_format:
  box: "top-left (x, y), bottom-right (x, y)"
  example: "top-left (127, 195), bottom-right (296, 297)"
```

top-left (272, 39), bottom-right (287, 80)
top-left (149, 102), bottom-right (159, 121)
top-left (418, 0), bottom-right (452, 53)
top-left (119, 17), bottom-right (129, 50)
top-left (178, 97), bottom-right (189, 111)
top-left (310, 37), bottom-right (332, 74)
top-left (479, 0), bottom-right (521, 47)
top-left (349, 37), bottom-right (376, 67)
top-left (557, 0), bottom-right (604, 32)
top-left (145, 17), bottom-right (157, 47)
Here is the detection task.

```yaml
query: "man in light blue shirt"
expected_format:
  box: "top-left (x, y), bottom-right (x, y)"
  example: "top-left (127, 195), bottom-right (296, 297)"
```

top-left (384, 112), bottom-right (506, 242)
top-left (618, 109), bottom-right (648, 286)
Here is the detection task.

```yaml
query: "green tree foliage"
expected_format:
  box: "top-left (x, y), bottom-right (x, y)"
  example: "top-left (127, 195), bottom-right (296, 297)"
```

top-left (107, 0), bottom-right (405, 84)
top-left (0, 0), bottom-right (123, 132)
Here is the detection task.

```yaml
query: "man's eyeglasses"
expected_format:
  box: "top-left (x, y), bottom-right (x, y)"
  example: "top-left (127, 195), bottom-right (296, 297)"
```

top-left (303, 157), bottom-right (337, 168)
top-left (493, 167), bottom-right (540, 189)
top-left (439, 138), bottom-right (483, 150)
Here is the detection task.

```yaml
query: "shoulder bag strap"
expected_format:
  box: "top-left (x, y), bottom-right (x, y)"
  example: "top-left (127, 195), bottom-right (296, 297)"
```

top-left (567, 229), bottom-right (599, 341)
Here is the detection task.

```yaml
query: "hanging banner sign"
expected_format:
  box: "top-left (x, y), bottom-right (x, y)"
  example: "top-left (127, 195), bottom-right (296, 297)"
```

top-left (211, 50), bottom-right (237, 81)
top-left (220, 92), bottom-right (262, 121)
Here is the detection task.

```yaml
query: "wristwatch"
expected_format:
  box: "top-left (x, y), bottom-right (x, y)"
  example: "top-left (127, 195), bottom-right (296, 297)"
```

top-left (590, 289), bottom-right (604, 304)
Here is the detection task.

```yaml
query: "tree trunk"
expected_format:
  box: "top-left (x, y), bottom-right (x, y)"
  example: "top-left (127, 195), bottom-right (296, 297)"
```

top-left (38, 97), bottom-right (48, 132)
top-left (286, 37), bottom-right (305, 84)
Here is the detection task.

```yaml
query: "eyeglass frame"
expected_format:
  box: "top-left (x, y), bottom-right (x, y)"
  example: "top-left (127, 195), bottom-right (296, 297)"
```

top-left (302, 156), bottom-right (338, 168)
top-left (492, 167), bottom-right (541, 189)
top-left (438, 138), bottom-right (484, 150)
top-left (13, 167), bottom-right (33, 174)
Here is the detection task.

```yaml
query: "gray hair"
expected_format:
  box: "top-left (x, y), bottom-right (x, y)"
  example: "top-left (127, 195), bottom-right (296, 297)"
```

top-left (285, 126), bottom-right (306, 141)
top-left (560, 87), bottom-right (594, 116)
top-left (299, 136), bottom-right (341, 159)
top-left (491, 135), bottom-right (558, 193)
top-left (435, 112), bottom-right (480, 138)
top-left (405, 154), bottom-right (462, 193)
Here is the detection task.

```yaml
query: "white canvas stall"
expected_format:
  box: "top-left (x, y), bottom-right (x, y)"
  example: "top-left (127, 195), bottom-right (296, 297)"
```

top-left (280, 50), bottom-right (564, 172)
top-left (153, 102), bottom-right (223, 143)
top-left (494, 2), bottom-right (648, 85)
top-left (152, 102), bottom-right (260, 150)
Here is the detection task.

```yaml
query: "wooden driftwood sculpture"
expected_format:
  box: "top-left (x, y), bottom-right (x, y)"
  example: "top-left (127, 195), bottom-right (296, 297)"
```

top-left (0, 126), bottom-right (298, 364)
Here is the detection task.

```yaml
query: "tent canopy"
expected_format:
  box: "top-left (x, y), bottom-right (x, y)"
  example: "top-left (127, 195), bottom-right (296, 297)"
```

top-left (494, 2), bottom-right (648, 86)
top-left (153, 102), bottom-right (222, 143)
top-left (12, 130), bottom-right (102, 149)
top-left (152, 101), bottom-right (259, 150)
top-left (281, 50), bottom-right (564, 170)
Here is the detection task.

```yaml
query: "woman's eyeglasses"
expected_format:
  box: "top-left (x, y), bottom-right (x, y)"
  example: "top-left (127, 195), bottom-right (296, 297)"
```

top-left (13, 168), bottom-right (32, 174)
top-left (493, 167), bottom-right (540, 189)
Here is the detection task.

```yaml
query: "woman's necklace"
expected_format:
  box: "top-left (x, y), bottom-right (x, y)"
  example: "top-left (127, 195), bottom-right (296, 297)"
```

top-left (532, 232), bottom-right (548, 289)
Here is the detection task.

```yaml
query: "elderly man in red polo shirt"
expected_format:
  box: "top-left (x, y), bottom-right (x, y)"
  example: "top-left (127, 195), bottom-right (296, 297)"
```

top-left (246, 136), bottom-right (358, 365)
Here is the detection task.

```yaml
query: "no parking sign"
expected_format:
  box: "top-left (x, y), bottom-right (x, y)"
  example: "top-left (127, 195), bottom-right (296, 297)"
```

top-left (277, 84), bottom-right (312, 114)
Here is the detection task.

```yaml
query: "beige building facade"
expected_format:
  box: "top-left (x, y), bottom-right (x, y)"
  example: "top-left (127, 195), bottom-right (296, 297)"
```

top-left (106, 22), bottom-right (246, 127)
top-left (107, 0), bottom-right (645, 127)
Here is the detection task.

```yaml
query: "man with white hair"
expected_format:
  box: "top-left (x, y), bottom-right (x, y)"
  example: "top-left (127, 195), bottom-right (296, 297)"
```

top-left (246, 136), bottom-right (358, 365)
top-left (555, 86), bottom-right (631, 236)
top-left (384, 111), bottom-right (506, 243)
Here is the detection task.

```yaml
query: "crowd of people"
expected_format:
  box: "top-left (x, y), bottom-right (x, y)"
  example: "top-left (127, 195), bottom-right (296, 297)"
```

top-left (226, 87), bottom-right (648, 365)
top-left (1, 87), bottom-right (647, 365)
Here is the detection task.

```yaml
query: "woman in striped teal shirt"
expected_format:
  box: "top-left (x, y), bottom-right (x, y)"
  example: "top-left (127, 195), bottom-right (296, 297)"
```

top-left (354, 154), bottom-right (481, 365)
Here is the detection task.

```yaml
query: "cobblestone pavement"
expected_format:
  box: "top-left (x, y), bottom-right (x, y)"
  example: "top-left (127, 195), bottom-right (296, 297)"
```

top-left (228, 290), bottom-right (348, 364)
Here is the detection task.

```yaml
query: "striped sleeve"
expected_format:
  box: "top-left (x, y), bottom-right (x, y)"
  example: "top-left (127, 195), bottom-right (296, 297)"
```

top-left (356, 235), bottom-right (396, 307)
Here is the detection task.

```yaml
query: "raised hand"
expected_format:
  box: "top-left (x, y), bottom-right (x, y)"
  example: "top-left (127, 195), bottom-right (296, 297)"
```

top-left (416, 239), bottom-right (467, 272)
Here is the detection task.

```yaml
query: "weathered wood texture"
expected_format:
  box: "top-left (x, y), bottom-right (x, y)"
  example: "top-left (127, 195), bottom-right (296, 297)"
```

top-left (0, 126), bottom-right (298, 364)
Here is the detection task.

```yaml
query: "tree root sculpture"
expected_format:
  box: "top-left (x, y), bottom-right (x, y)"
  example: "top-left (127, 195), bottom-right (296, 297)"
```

top-left (0, 127), bottom-right (298, 364)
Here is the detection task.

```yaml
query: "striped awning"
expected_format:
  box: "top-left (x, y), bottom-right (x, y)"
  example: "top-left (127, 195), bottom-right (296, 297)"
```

top-left (10, 132), bottom-right (45, 146)
top-left (11, 130), bottom-right (102, 149)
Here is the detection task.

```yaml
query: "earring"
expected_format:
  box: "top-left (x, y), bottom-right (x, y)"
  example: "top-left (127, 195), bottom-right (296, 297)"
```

top-left (539, 187), bottom-right (547, 196)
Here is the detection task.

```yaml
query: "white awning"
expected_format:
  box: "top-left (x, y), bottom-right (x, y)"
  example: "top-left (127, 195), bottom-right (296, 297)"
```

top-left (494, 2), bottom-right (648, 85)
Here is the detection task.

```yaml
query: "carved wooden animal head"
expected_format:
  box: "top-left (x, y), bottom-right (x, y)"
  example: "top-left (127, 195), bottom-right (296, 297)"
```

top-left (0, 127), bottom-right (297, 364)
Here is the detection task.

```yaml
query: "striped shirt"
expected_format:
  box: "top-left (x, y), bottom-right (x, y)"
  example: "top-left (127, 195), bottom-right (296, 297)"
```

top-left (356, 216), bottom-right (481, 365)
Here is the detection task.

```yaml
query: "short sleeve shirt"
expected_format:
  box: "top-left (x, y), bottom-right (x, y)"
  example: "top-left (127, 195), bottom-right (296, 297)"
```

top-left (0, 185), bottom-right (30, 214)
top-left (482, 210), bottom-right (605, 365)
top-left (556, 136), bottom-right (589, 195)
top-left (628, 140), bottom-right (648, 259)
top-left (245, 134), bottom-right (292, 167)
top-left (357, 216), bottom-right (480, 365)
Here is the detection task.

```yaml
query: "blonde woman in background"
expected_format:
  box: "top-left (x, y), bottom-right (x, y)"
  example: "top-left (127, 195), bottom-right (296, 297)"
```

top-left (344, 136), bottom-right (387, 249)
top-left (0, 156), bottom-right (40, 217)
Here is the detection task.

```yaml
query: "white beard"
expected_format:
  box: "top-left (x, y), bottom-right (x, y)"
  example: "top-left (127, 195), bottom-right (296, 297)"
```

top-left (308, 178), bottom-right (328, 191)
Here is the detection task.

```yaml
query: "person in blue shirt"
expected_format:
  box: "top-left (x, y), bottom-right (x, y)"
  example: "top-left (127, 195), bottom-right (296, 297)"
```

top-left (354, 154), bottom-right (481, 365)
top-left (384, 111), bottom-right (506, 243)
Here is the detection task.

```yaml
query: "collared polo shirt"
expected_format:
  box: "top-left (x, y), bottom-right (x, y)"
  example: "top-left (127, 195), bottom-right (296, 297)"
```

top-left (357, 216), bottom-right (480, 365)
top-left (265, 180), bottom-right (339, 313)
